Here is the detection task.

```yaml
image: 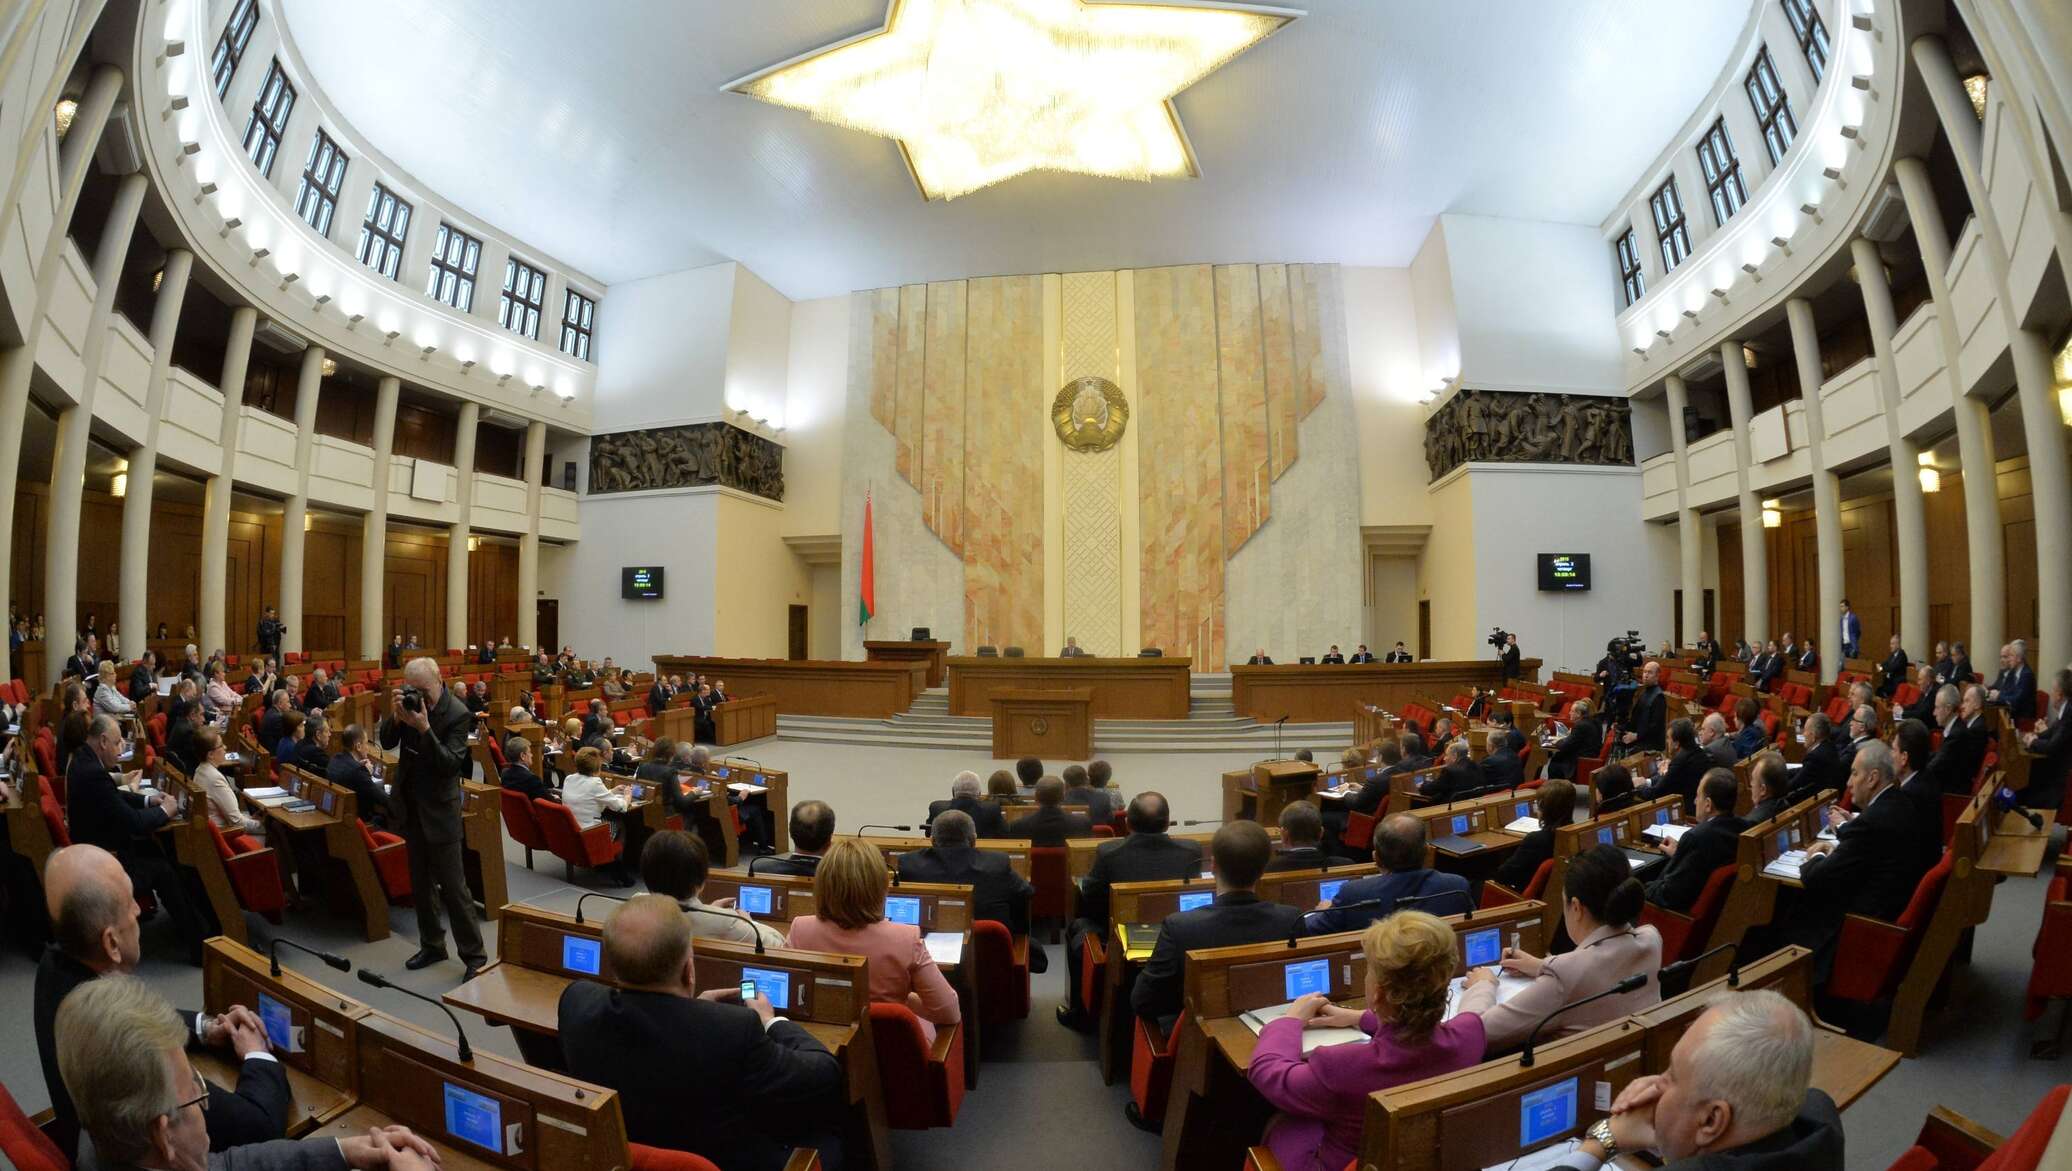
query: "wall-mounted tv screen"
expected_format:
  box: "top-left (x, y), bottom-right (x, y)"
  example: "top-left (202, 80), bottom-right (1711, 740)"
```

top-left (622, 566), bottom-right (665, 599)
top-left (1536, 553), bottom-right (1591, 592)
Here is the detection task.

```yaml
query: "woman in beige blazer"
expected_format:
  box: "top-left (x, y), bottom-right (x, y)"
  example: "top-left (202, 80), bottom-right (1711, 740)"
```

top-left (1457, 843), bottom-right (1662, 1054)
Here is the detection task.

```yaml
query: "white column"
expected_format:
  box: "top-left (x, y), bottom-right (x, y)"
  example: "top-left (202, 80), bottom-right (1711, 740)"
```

top-left (277, 347), bottom-right (325, 655)
top-left (43, 170), bottom-right (147, 685)
top-left (0, 62), bottom-right (121, 680)
top-left (1851, 236), bottom-right (1931, 658)
top-left (359, 374), bottom-right (399, 657)
top-left (1785, 298), bottom-right (1846, 662)
top-left (116, 247), bottom-right (194, 651)
top-left (198, 307), bottom-right (258, 656)
top-left (446, 401), bottom-right (480, 651)
top-left (1663, 374), bottom-right (1705, 641)
top-left (516, 420), bottom-right (545, 650)
top-left (1894, 156), bottom-right (2005, 658)
top-left (1720, 341), bottom-right (1768, 641)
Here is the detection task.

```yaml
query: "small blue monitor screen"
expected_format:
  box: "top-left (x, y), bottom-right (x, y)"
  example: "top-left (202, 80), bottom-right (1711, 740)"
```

top-left (561, 935), bottom-right (601, 976)
top-left (712, 766), bottom-right (731, 779)
top-left (1519, 1076), bottom-right (1580, 1147)
top-left (885, 895), bottom-right (922, 926)
top-left (443, 1082), bottom-right (502, 1153)
top-left (1463, 927), bottom-right (1502, 969)
top-left (1597, 827), bottom-right (1616, 846)
top-left (1283, 957), bottom-right (1331, 1001)
top-left (1777, 829), bottom-right (1794, 855)
top-left (1515, 801), bottom-right (1534, 821)
top-left (319, 789), bottom-right (335, 813)
top-left (1177, 891), bottom-right (1214, 913)
top-left (1655, 807), bottom-right (1674, 825)
top-left (256, 993), bottom-right (293, 1052)
top-left (737, 885), bottom-right (774, 916)
top-left (1451, 814), bottom-right (1471, 836)
top-left (629, 784), bottom-right (647, 802)
top-left (742, 966), bottom-right (792, 1009)
top-left (1317, 879), bottom-right (1346, 904)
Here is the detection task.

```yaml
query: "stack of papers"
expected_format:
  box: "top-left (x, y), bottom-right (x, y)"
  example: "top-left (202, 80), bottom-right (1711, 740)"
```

top-left (1443, 972), bottom-right (1534, 1021)
top-left (728, 782), bottom-right (768, 796)
top-left (1238, 1001), bottom-right (1367, 1053)
top-left (1504, 815), bottom-right (1542, 834)
top-left (1642, 823), bottom-right (1691, 845)
top-left (922, 932), bottom-right (964, 966)
top-left (1487, 1139), bottom-right (1584, 1171)
top-left (244, 786), bottom-right (288, 799)
top-left (1816, 824), bottom-right (1837, 842)
top-left (1763, 849), bottom-right (1809, 879)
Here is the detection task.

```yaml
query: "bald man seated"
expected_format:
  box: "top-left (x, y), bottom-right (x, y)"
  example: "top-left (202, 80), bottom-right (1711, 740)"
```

top-left (34, 845), bottom-right (290, 1163)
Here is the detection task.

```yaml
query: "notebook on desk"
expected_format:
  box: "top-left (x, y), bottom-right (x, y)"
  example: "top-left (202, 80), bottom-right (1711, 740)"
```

top-left (1442, 971), bottom-right (1534, 1021)
top-left (1118, 923), bottom-right (1161, 962)
top-left (1237, 1001), bottom-right (1367, 1053)
top-left (923, 932), bottom-right (963, 966)
top-left (1763, 849), bottom-right (1809, 880)
top-left (1430, 834), bottom-right (1486, 855)
top-left (1619, 847), bottom-right (1666, 876)
top-left (1641, 823), bottom-right (1690, 845)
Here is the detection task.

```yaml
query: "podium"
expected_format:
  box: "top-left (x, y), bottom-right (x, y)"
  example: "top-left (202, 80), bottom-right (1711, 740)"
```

top-left (990, 688), bottom-right (1093, 760)
top-left (1222, 760), bottom-right (1320, 824)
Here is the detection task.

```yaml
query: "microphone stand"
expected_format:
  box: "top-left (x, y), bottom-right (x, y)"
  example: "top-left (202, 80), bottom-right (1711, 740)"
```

top-left (1658, 941), bottom-right (1740, 988)
top-left (574, 891), bottom-right (629, 924)
top-left (682, 901), bottom-right (768, 956)
top-left (1517, 973), bottom-right (1648, 1066)
top-left (357, 969), bottom-right (474, 1063)
top-left (267, 936), bottom-right (351, 979)
top-left (1274, 715), bottom-right (1289, 762)
top-left (853, 824), bottom-right (912, 836)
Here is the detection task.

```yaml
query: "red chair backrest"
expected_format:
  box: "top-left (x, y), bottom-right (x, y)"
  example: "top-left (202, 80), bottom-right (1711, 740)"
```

top-left (1522, 857), bottom-right (1555, 901)
top-left (1897, 852), bottom-right (1955, 932)
top-left (1977, 1084), bottom-right (2071, 1171)
top-left (0, 1078), bottom-right (68, 1171)
top-left (532, 797), bottom-right (606, 862)
top-left (628, 1144), bottom-right (722, 1171)
top-left (146, 713), bottom-right (168, 750)
top-left (1030, 846), bottom-right (1070, 919)
top-left (499, 788), bottom-right (547, 849)
top-left (970, 919), bottom-right (1027, 1025)
top-left (1344, 810), bottom-right (1379, 852)
top-left (1091, 824), bottom-right (1115, 838)
top-left (39, 783), bottom-right (71, 848)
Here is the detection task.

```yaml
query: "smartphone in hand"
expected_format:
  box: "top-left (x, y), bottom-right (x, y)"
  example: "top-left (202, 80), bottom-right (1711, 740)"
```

top-left (738, 980), bottom-right (756, 1002)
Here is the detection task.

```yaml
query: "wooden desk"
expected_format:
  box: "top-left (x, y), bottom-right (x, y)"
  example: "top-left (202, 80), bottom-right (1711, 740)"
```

top-left (652, 656), bottom-right (926, 718)
top-left (200, 938), bottom-right (367, 1137)
top-left (946, 656), bottom-right (1191, 719)
top-left (1220, 760), bottom-right (1321, 826)
top-left (255, 769), bottom-right (392, 942)
top-left (990, 687), bottom-right (1093, 759)
top-left (707, 758), bottom-right (789, 852)
top-left (857, 834), bottom-right (1033, 879)
top-left (864, 639), bottom-right (952, 688)
top-left (1977, 809), bottom-right (2057, 876)
top-left (460, 781), bottom-right (508, 920)
top-left (713, 694), bottom-right (778, 744)
top-left (4, 769), bottom-right (58, 889)
top-left (1229, 659), bottom-right (1543, 723)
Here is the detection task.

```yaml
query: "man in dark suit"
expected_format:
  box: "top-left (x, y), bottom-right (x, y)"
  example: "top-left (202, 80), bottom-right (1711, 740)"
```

top-left (647, 676), bottom-right (673, 715)
top-left (1305, 814), bottom-right (1471, 933)
top-left (499, 735), bottom-right (555, 803)
top-left (36, 845), bottom-right (289, 1161)
top-left (1478, 731), bottom-right (1525, 795)
top-left (1839, 600), bottom-right (1863, 660)
top-left (256, 689), bottom-right (292, 755)
top-left (1132, 822), bottom-right (1303, 1033)
top-left (1060, 792), bottom-right (1202, 1026)
top-left (325, 725), bottom-right (393, 829)
top-left (1988, 640), bottom-right (2037, 716)
top-left (1929, 685), bottom-right (1989, 794)
top-left (897, 810), bottom-right (1032, 933)
top-left (1900, 663), bottom-right (1939, 725)
top-left (1246, 648), bottom-right (1274, 665)
top-left (1418, 740), bottom-right (1482, 803)
top-left (164, 702), bottom-right (206, 778)
top-left (1349, 644), bottom-right (1377, 664)
top-left (1323, 739), bottom-right (1403, 846)
top-left (300, 668), bottom-right (340, 713)
top-left (2018, 668), bottom-right (2071, 812)
top-left (1622, 661), bottom-right (1668, 752)
top-left (1835, 705), bottom-right (1878, 777)
top-left (1790, 713), bottom-right (1843, 802)
top-left (1500, 633), bottom-right (1522, 680)
top-left (1384, 642), bottom-right (1413, 663)
top-left (1795, 639), bottom-right (1819, 674)
top-left (63, 637), bottom-right (98, 683)
top-left (129, 651), bottom-right (159, 701)
top-left (1547, 701), bottom-right (1602, 781)
top-left (1752, 640), bottom-right (1785, 692)
top-left (1788, 741), bottom-right (1942, 982)
top-left (1060, 762), bottom-right (1114, 823)
top-left (65, 716), bottom-right (211, 959)
top-left (1643, 718), bottom-right (1709, 815)
top-left (1005, 776), bottom-right (1093, 845)
top-left (257, 606), bottom-right (285, 658)
top-left (1320, 645), bottom-right (1346, 664)
top-left (1493, 779), bottom-right (1574, 893)
top-left (925, 771), bottom-right (1007, 838)
top-left (1645, 771), bottom-right (1748, 913)
top-left (579, 698), bottom-right (612, 744)
top-left (751, 800), bottom-right (835, 877)
top-left (1266, 800), bottom-right (1354, 873)
top-left (1879, 635), bottom-right (1911, 698)
top-left (692, 682), bottom-right (719, 742)
top-left (558, 895), bottom-right (844, 1171)
top-left (378, 658), bottom-right (486, 977)
top-left (290, 715), bottom-right (332, 775)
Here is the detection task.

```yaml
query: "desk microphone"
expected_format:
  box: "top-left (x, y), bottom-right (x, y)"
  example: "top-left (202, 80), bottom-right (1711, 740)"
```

top-left (853, 824), bottom-right (912, 836)
top-left (357, 969), bottom-right (473, 1063)
top-left (1994, 786), bottom-right (2046, 831)
top-left (267, 936), bottom-right (350, 980)
top-left (1177, 818), bottom-right (1223, 828)
top-left (1517, 973), bottom-right (1647, 1067)
top-left (682, 902), bottom-right (768, 955)
top-left (574, 891), bottom-right (630, 925)
top-left (1659, 941), bottom-right (1740, 988)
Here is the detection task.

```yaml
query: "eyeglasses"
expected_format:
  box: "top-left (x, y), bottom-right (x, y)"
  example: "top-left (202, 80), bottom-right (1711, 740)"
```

top-left (170, 1067), bottom-right (210, 1116)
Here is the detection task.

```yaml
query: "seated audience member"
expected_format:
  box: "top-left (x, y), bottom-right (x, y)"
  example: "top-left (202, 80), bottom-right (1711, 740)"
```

top-left (1247, 911), bottom-right (1486, 1171)
top-left (1642, 719), bottom-right (1708, 814)
top-left (580, 698), bottom-right (611, 744)
top-left (1458, 844), bottom-right (1662, 1053)
top-left (203, 661), bottom-right (240, 717)
top-left (66, 716), bottom-right (210, 959)
top-left (272, 709), bottom-right (306, 765)
top-left (1247, 647), bottom-right (1274, 665)
top-left (1417, 739), bottom-right (1480, 803)
top-left (1786, 742), bottom-right (1941, 982)
top-left (1901, 663), bottom-right (1939, 725)
top-left (639, 829), bottom-right (787, 951)
top-left (1320, 645), bottom-right (1346, 664)
top-left (301, 668), bottom-right (340, 713)
top-left (36, 846), bottom-right (289, 1161)
top-left (130, 651), bottom-right (160, 701)
top-left (1061, 791), bottom-right (1202, 1026)
top-left (1791, 714), bottom-right (1841, 801)
top-left (1796, 639), bottom-right (1819, 674)
top-left (1304, 814), bottom-right (1471, 934)
top-left (674, 742), bottom-right (774, 853)
top-left (1324, 741), bottom-right (1399, 846)
top-left (1061, 762), bottom-right (1115, 823)
top-left (463, 680), bottom-right (490, 713)
top-left (898, 809), bottom-right (1034, 933)
top-left (926, 769), bottom-right (1007, 838)
top-left (2018, 667), bottom-right (2072, 813)
top-left (1987, 639), bottom-right (2036, 714)
top-left (633, 738), bottom-right (677, 788)
top-left (1132, 822), bottom-right (1305, 1034)
top-left (1646, 771), bottom-right (1747, 913)
top-left (1695, 713), bottom-right (1734, 768)
top-left (1929, 684), bottom-right (1989, 794)
top-left (1558, 990), bottom-right (1841, 1170)
top-left (193, 728), bottom-right (262, 836)
top-left (326, 725), bottom-right (394, 829)
top-left (1836, 705), bottom-right (1879, 775)
top-left (163, 698), bottom-right (206, 777)
top-left (986, 768), bottom-right (1020, 802)
top-left (92, 661), bottom-right (136, 716)
top-left (789, 837), bottom-right (962, 1044)
top-left (255, 689), bottom-right (291, 755)
top-left (1478, 724), bottom-right (1525, 793)
top-left (600, 668), bottom-right (627, 700)
top-left (1547, 701), bottom-right (1601, 780)
top-left (1729, 698), bottom-right (1768, 759)
top-left (1892, 719), bottom-right (1937, 805)
top-left (1492, 779), bottom-right (1574, 892)
top-left (1005, 775), bottom-right (1094, 845)
top-left (557, 895), bottom-right (843, 1171)
top-left (290, 714), bottom-right (332, 775)
top-left (1267, 800), bottom-right (1353, 873)
top-left (560, 747), bottom-right (630, 831)
top-left (756, 800), bottom-right (837, 876)
top-left (63, 638), bottom-right (96, 682)
top-left (500, 735), bottom-right (555, 803)
top-left (1015, 755), bottom-right (1045, 789)
top-left (1745, 752), bottom-right (1793, 825)
top-left (1349, 644), bottom-right (1377, 663)
top-left (1385, 642), bottom-right (1413, 663)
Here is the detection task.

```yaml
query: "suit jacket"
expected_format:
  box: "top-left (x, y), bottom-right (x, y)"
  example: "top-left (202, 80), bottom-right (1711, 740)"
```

top-left (376, 686), bottom-right (472, 846)
top-left (1703, 738), bottom-right (1738, 769)
top-left (898, 844), bottom-right (1033, 932)
top-left (1247, 655), bottom-right (1274, 664)
top-left (926, 794), bottom-right (1008, 838)
top-left (1456, 923), bottom-right (1662, 1052)
top-left (751, 852), bottom-right (823, 877)
top-left (558, 982), bottom-right (843, 1171)
top-left (326, 753), bottom-right (393, 827)
top-left (64, 750), bottom-right (167, 858)
top-left (1321, 653), bottom-right (1346, 664)
top-left (36, 947), bottom-right (289, 1161)
top-left (647, 683), bottom-right (671, 713)
top-left (1662, 1090), bottom-right (1844, 1171)
top-left (1133, 892), bottom-right (1307, 1020)
top-left (1747, 796), bottom-right (1792, 826)
top-left (1752, 654), bottom-right (1783, 691)
top-left (1950, 655), bottom-right (1975, 684)
top-left (1548, 718), bottom-right (1602, 779)
top-left (1798, 785), bottom-right (1942, 925)
top-left (1993, 665), bottom-right (2037, 716)
top-left (1627, 687), bottom-right (1667, 751)
top-left (2022, 705), bottom-right (2071, 811)
top-left (1077, 833), bottom-right (1204, 925)
top-left (1420, 761), bottom-right (1483, 804)
top-left (1791, 739), bottom-right (1843, 802)
top-left (1840, 612), bottom-right (1863, 649)
top-left (257, 710), bottom-right (286, 753)
top-left (64, 652), bottom-right (96, 680)
top-left (1345, 764), bottom-right (1405, 817)
top-left (1645, 814), bottom-right (1748, 912)
top-left (1384, 650), bottom-right (1413, 663)
top-left (1929, 716), bottom-right (1988, 793)
top-left (289, 740), bottom-right (330, 775)
top-left (1264, 845), bottom-right (1355, 874)
top-left (130, 664), bottom-right (156, 700)
top-left (1062, 784), bottom-right (1114, 823)
top-left (1835, 735), bottom-right (1876, 779)
top-left (1500, 645), bottom-right (1521, 679)
top-left (167, 718), bottom-right (203, 776)
top-left (1478, 748), bottom-right (1524, 795)
top-left (501, 763), bottom-right (553, 803)
top-left (1731, 722), bottom-right (1768, 759)
top-left (1004, 805), bottom-right (1093, 846)
top-left (1304, 867), bottom-right (1472, 934)
top-left (1901, 688), bottom-right (1937, 726)
top-left (1796, 649), bottom-right (1819, 672)
top-left (1493, 827), bottom-right (1556, 892)
top-left (1880, 649), bottom-right (1912, 696)
top-left (1642, 748), bottom-right (1710, 815)
top-left (1349, 652), bottom-right (1377, 663)
top-left (301, 682), bottom-right (339, 712)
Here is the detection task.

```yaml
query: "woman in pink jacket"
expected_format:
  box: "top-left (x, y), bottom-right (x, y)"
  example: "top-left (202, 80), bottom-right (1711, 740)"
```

top-left (1247, 911), bottom-right (1485, 1171)
top-left (786, 837), bottom-right (962, 1044)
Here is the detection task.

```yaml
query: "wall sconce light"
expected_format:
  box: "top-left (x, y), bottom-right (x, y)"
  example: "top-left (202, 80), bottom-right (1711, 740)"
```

top-left (1632, 346), bottom-right (1648, 357)
top-left (346, 312), bottom-right (365, 328)
top-left (1800, 202), bottom-right (1822, 223)
top-left (162, 39), bottom-right (186, 57)
top-left (2056, 385), bottom-right (2072, 427)
top-left (1822, 166), bottom-right (1845, 184)
top-left (1917, 452), bottom-right (1941, 493)
top-left (320, 357), bottom-right (337, 378)
top-left (1770, 235), bottom-right (1792, 255)
top-left (530, 383), bottom-right (546, 396)
top-left (1742, 344), bottom-right (1759, 368)
top-left (191, 181), bottom-right (217, 204)
top-left (53, 98), bottom-right (77, 140)
top-left (1709, 287), bottom-right (1730, 301)
top-left (420, 344), bottom-right (437, 358)
top-left (1840, 125), bottom-right (1864, 145)
top-left (1850, 12), bottom-right (1874, 30)
top-left (460, 359), bottom-right (477, 373)
top-left (1656, 327), bottom-right (1673, 339)
top-left (217, 217), bottom-right (241, 237)
top-left (1681, 308), bottom-right (1699, 320)
top-left (166, 94), bottom-right (190, 114)
top-left (497, 373), bottom-right (513, 386)
top-left (383, 329), bottom-right (401, 344)
top-left (1761, 499), bottom-right (1782, 528)
top-left (110, 472), bottom-right (127, 498)
top-left (313, 293), bottom-right (332, 307)
top-left (1851, 74), bottom-right (1873, 92)
top-left (303, 511), bottom-right (314, 532)
top-left (1963, 74), bottom-right (1989, 120)
top-left (467, 536), bottom-right (481, 553)
top-left (177, 141), bottom-right (201, 158)
top-left (278, 272), bottom-right (299, 290)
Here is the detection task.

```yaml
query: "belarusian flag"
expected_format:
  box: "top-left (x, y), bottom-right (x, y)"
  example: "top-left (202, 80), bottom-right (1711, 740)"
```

top-left (858, 491), bottom-right (876, 626)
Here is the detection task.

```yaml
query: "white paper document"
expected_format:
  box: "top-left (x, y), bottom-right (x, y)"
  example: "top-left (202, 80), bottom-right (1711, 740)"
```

top-left (922, 932), bottom-right (964, 966)
top-left (1484, 1138), bottom-right (1583, 1171)
top-left (1238, 1001), bottom-right (1368, 1053)
top-left (1763, 849), bottom-right (1809, 880)
top-left (1642, 823), bottom-right (1691, 845)
top-left (1504, 816), bottom-right (1542, 834)
top-left (1444, 972), bottom-right (1534, 1021)
top-left (728, 782), bottom-right (769, 796)
top-left (244, 786), bottom-right (288, 799)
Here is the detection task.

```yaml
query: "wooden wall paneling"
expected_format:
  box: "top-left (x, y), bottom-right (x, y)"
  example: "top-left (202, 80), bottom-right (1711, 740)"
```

top-left (382, 526), bottom-right (448, 649)
top-left (313, 378), bottom-right (375, 444)
top-left (391, 402), bottom-right (457, 465)
top-left (1996, 458), bottom-right (2037, 647)
top-left (467, 542), bottom-right (520, 648)
top-left (145, 495), bottom-right (205, 643)
top-left (224, 512), bottom-right (271, 654)
top-left (301, 518), bottom-right (359, 655)
top-left (1923, 470), bottom-right (1971, 650)
top-left (12, 487), bottom-right (46, 622)
top-left (76, 495), bottom-right (124, 638)
top-left (474, 424), bottom-right (522, 479)
top-left (1717, 522), bottom-right (1744, 641)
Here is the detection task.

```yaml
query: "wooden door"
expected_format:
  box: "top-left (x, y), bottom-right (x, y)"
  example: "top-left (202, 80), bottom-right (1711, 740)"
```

top-left (536, 599), bottom-right (558, 652)
top-left (1417, 601), bottom-right (1431, 661)
top-left (787, 605), bottom-right (808, 660)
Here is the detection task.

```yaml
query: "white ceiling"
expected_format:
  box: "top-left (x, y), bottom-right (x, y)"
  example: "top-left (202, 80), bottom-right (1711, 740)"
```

top-left (281, 0), bottom-right (1752, 301)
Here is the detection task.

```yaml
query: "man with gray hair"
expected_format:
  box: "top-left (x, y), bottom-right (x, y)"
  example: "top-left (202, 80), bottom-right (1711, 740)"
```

top-left (1417, 738), bottom-right (1480, 803)
top-left (1836, 704), bottom-right (1878, 776)
top-left (925, 768), bottom-right (1006, 838)
top-left (670, 741), bottom-right (773, 852)
top-left (1697, 712), bottom-right (1735, 768)
top-left (898, 809), bottom-right (1033, 933)
top-left (1788, 739), bottom-right (1941, 984)
top-left (1928, 684), bottom-right (1991, 794)
top-left (1558, 989), bottom-right (1840, 1168)
top-left (1988, 638), bottom-right (2036, 715)
top-left (379, 657), bottom-right (486, 977)
top-left (64, 714), bottom-right (213, 962)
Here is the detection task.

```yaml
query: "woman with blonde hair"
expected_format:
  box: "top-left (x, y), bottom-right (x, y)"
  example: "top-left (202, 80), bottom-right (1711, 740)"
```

top-left (787, 837), bottom-right (961, 1043)
top-left (1247, 911), bottom-right (1485, 1171)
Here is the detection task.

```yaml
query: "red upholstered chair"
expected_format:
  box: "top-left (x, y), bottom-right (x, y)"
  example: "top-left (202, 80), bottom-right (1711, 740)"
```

top-left (357, 820), bottom-right (413, 902)
top-left (1091, 824), bottom-right (1115, 838)
top-left (1343, 810), bottom-right (1379, 853)
top-left (1827, 852), bottom-right (1955, 1004)
top-left (1029, 846), bottom-right (1070, 939)
top-left (1974, 1085), bottom-right (2071, 1171)
top-left (2024, 858), bottom-right (2072, 1024)
top-left (627, 1145), bottom-right (722, 1171)
top-left (867, 1003), bottom-right (963, 1128)
top-left (500, 788), bottom-right (547, 869)
top-left (39, 782), bottom-right (72, 848)
top-left (1641, 864), bottom-right (1737, 965)
top-left (145, 713), bottom-right (168, 753)
top-left (1129, 1008), bottom-right (1187, 1127)
top-left (533, 797), bottom-right (621, 882)
top-left (1480, 858), bottom-right (1555, 910)
top-left (32, 729), bottom-right (61, 805)
top-left (971, 919), bottom-right (1030, 1024)
top-left (206, 820), bottom-right (286, 920)
top-left (1080, 933), bottom-right (1107, 1021)
top-left (0, 1078), bottom-right (68, 1171)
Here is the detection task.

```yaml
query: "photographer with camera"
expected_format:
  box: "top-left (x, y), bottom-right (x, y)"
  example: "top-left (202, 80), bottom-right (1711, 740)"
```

top-left (378, 657), bottom-right (487, 979)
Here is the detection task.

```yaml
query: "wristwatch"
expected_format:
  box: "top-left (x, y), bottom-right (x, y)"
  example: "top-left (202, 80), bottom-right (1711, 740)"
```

top-left (1586, 1117), bottom-right (1620, 1159)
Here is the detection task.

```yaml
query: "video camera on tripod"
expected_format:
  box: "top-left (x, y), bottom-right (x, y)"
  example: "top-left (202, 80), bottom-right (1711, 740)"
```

top-left (1603, 630), bottom-right (1646, 723)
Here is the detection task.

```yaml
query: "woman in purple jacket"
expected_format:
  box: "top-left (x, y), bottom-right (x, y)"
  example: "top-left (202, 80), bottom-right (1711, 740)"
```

top-left (1247, 911), bottom-right (1486, 1171)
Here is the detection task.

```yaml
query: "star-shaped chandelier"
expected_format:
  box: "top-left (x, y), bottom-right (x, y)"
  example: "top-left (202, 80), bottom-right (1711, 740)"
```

top-left (726, 0), bottom-right (1299, 201)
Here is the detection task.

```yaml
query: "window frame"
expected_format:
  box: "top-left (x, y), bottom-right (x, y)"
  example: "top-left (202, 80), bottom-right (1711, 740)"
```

top-left (499, 256), bottom-right (548, 340)
top-left (1614, 228), bottom-right (1646, 308)
top-left (1650, 176), bottom-right (1692, 273)
top-left (425, 222), bottom-right (482, 312)
top-left (293, 128), bottom-right (348, 238)
top-left (210, 0), bottom-right (258, 99)
top-left (355, 182), bottom-right (412, 281)
top-left (241, 59), bottom-right (295, 178)
top-left (1781, 0), bottom-right (1830, 83)
top-left (1696, 117), bottom-right (1748, 227)
top-left (1745, 46), bottom-right (1798, 166)
top-left (560, 288), bottom-right (597, 361)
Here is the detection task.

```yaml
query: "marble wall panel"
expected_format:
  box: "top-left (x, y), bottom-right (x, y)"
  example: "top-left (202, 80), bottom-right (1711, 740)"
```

top-left (1259, 263), bottom-right (1300, 481)
top-left (920, 280), bottom-right (968, 551)
top-left (1215, 264), bottom-right (1271, 553)
top-left (962, 274), bottom-right (1045, 651)
top-left (1135, 264), bottom-right (1227, 665)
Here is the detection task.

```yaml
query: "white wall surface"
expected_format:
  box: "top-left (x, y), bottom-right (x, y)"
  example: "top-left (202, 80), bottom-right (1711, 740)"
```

top-left (588, 261), bottom-right (737, 431)
top-left (723, 264), bottom-right (794, 427)
top-left (1408, 224), bottom-right (1460, 387)
top-left (779, 294), bottom-right (849, 537)
top-left (1342, 266), bottom-right (1434, 528)
top-left (1439, 214), bottom-right (1626, 395)
top-left (544, 490), bottom-right (719, 666)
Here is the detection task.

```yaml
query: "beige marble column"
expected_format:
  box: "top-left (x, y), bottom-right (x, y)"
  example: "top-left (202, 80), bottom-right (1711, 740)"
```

top-left (1720, 340), bottom-right (1768, 642)
top-left (359, 375), bottom-right (399, 657)
top-left (198, 307), bottom-right (258, 656)
top-left (1662, 374), bottom-right (1705, 640)
top-left (277, 347), bottom-right (326, 655)
top-left (1785, 298), bottom-right (1847, 658)
top-left (1851, 236), bottom-right (1931, 657)
top-left (517, 420), bottom-right (546, 650)
top-left (116, 247), bottom-right (194, 650)
top-left (446, 401), bottom-right (479, 652)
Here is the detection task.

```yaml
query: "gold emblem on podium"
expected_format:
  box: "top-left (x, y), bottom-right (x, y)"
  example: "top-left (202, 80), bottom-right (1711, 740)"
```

top-left (1030, 717), bottom-right (1050, 736)
top-left (1051, 376), bottom-right (1128, 453)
